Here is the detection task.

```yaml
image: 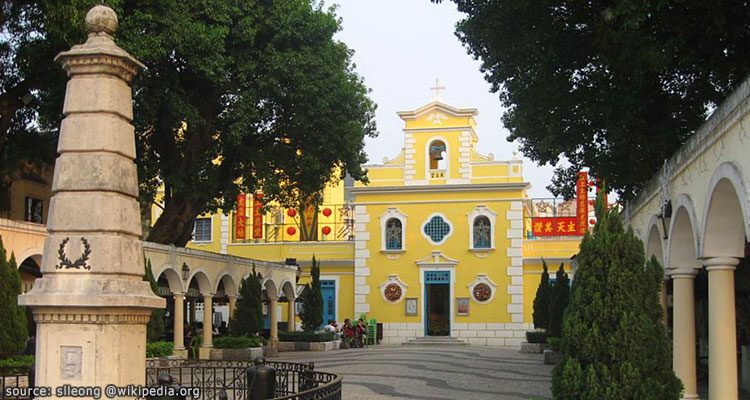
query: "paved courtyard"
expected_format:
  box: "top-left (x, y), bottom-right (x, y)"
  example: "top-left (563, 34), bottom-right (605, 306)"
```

top-left (271, 345), bottom-right (553, 400)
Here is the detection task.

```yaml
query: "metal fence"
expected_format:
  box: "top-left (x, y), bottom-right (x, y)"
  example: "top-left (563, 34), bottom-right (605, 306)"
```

top-left (0, 366), bottom-right (34, 400)
top-left (145, 359), bottom-right (341, 400)
top-left (232, 204), bottom-right (355, 243)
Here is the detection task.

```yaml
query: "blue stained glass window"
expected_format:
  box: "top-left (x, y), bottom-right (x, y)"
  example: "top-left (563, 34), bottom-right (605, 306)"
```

top-left (423, 215), bottom-right (451, 243)
top-left (473, 216), bottom-right (491, 248)
top-left (385, 218), bottom-right (402, 250)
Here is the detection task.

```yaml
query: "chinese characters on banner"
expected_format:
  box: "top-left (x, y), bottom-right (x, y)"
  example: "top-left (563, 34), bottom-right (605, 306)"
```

top-left (235, 193), bottom-right (247, 240)
top-left (576, 171), bottom-right (589, 234)
top-left (530, 171), bottom-right (589, 237)
top-left (252, 193), bottom-right (263, 239)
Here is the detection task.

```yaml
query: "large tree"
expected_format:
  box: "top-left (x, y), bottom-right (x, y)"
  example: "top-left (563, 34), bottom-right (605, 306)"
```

top-left (2, 0), bottom-right (376, 245)
top-left (436, 0), bottom-right (750, 200)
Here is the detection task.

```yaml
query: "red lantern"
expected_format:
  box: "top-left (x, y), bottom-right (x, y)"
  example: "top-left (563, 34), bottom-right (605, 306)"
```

top-left (287, 208), bottom-right (297, 217)
top-left (321, 226), bottom-right (331, 235)
top-left (322, 207), bottom-right (332, 217)
top-left (286, 226), bottom-right (296, 236)
top-left (589, 218), bottom-right (596, 225)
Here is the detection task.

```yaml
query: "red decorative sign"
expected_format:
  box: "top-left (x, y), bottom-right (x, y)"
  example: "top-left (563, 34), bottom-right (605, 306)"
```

top-left (576, 171), bottom-right (589, 234)
top-left (252, 193), bottom-right (263, 239)
top-left (235, 193), bottom-right (247, 240)
top-left (531, 216), bottom-right (578, 236)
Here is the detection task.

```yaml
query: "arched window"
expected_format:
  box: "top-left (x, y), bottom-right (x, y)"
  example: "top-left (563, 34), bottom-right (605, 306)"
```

top-left (385, 218), bottom-right (403, 250)
top-left (473, 216), bottom-right (491, 248)
top-left (428, 140), bottom-right (447, 170)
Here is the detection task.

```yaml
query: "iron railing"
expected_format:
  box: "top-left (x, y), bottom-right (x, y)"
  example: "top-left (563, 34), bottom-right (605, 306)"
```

top-left (231, 204), bottom-right (355, 243)
top-left (145, 359), bottom-right (341, 400)
top-left (0, 365), bottom-right (34, 400)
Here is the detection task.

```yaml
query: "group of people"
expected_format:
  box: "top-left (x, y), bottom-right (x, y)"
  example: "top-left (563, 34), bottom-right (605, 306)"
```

top-left (323, 318), bottom-right (368, 348)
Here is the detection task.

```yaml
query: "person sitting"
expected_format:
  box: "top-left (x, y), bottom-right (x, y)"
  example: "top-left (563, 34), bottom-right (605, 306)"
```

top-left (323, 319), bottom-right (340, 339)
top-left (341, 319), bottom-right (355, 349)
top-left (355, 318), bottom-right (366, 348)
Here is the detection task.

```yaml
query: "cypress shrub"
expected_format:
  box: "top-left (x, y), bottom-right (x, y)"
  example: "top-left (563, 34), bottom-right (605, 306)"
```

top-left (0, 238), bottom-right (28, 358)
top-left (532, 260), bottom-right (552, 330)
top-left (548, 263), bottom-right (570, 338)
top-left (300, 256), bottom-right (323, 331)
top-left (144, 259), bottom-right (166, 342)
top-left (551, 195), bottom-right (682, 399)
top-left (230, 265), bottom-right (263, 337)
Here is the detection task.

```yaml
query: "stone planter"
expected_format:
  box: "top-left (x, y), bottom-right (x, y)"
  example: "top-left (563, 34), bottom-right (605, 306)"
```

top-left (210, 347), bottom-right (264, 360)
top-left (543, 349), bottom-right (562, 365)
top-left (278, 340), bottom-right (341, 352)
top-left (520, 342), bottom-right (544, 354)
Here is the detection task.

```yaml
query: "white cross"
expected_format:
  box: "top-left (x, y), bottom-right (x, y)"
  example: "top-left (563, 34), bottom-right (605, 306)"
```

top-left (430, 78), bottom-right (445, 98)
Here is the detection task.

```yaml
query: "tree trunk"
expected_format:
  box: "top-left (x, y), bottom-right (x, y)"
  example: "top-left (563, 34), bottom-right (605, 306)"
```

top-left (146, 194), bottom-right (202, 246)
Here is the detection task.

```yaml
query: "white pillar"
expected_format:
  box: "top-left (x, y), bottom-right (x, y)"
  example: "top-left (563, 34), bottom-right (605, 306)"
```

top-left (16, 5), bottom-right (164, 391)
top-left (704, 257), bottom-right (739, 400)
top-left (268, 297), bottom-right (279, 356)
top-left (670, 269), bottom-right (699, 399)
top-left (287, 298), bottom-right (296, 332)
top-left (173, 294), bottom-right (186, 358)
top-left (199, 294), bottom-right (214, 359)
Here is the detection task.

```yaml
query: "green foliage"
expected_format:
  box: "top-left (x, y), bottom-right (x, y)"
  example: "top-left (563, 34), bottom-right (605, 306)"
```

top-left (546, 337), bottom-right (562, 352)
top-left (437, 0), bottom-right (750, 200)
top-left (2, 0), bottom-right (377, 245)
top-left (547, 263), bottom-right (570, 338)
top-left (230, 266), bottom-right (263, 337)
top-left (551, 194), bottom-right (682, 399)
top-left (0, 238), bottom-right (28, 358)
top-left (532, 260), bottom-right (552, 330)
top-left (278, 331), bottom-right (334, 343)
top-left (0, 355), bottom-right (34, 375)
top-left (145, 341), bottom-right (173, 358)
top-left (526, 330), bottom-right (549, 344)
top-left (213, 336), bottom-right (265, 349)
top-left (144, 259), bottom-right (166, 342)
top-left (300, 256), bottom-right (323, 331)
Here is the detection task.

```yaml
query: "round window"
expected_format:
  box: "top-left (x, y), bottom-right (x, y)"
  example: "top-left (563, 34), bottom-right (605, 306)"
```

top-left (473, 283), bottom-right (492, 302)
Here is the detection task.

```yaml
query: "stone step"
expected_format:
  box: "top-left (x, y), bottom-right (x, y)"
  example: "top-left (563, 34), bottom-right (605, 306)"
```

top-left (404, 337), bottom-right (469, 346)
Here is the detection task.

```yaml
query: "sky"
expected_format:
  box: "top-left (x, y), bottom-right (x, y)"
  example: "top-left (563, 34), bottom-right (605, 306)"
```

top-left (332, 0), bottom-right (556, 198)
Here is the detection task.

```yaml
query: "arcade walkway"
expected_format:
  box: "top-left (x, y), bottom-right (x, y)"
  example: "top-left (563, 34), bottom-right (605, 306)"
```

top-left (272, 345), bottom-right (552, 400)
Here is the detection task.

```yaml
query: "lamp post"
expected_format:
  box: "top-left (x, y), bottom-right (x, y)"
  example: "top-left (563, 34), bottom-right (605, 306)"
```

top-left (182, 262), bottom-right (190, 281)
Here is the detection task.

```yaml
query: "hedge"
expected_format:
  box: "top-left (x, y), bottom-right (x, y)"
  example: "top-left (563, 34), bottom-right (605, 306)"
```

top-left (278, 331), bottom-right (335, 342)
top-left (525, 330), bottom-right (549, 344)
top-left (146, 341), bottom-right (173, 358)
top-left (213, 336), bottom-right (265, 349)
top-left (0, 355), bottom-right (34, 375)
top-left (546, 336), bottom-right (562, 352)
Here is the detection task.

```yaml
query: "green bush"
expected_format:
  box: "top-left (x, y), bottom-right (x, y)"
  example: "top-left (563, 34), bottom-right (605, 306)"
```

top-left (230, 266), bottom-right (263, 337)
top-left (0, 355), bottom-right (34, 375)
top-left (213, 336), bottom-right (265, 349)
top-left (0, 238), bottom-right (28, 358)
top-left (146, 341), bottom-right (173, 358)
top-left (547, 263), bottom-right (570, 337)
top-left (278, 331), bottom-right (334, 342)
top-left (551, 194), bottom-right (682, 399)
top-left (300, 256), bottom-right (324, 331)
top-left (532, 260), bottom-right (552, 329)
top-left (525, 330), bottom-right (549, 344)
top-left (546, 336), bottom-right (562, 351)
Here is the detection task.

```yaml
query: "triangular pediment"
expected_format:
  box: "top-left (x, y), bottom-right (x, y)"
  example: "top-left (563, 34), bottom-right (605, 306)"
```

top-left (415, 250), bottom-right (459, 266)
top-left (397, 101), bottom-right (479, 121)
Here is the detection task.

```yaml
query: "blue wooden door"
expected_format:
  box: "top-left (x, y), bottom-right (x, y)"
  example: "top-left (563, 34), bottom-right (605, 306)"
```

top-left (320, 280), bottom-right (336, 327)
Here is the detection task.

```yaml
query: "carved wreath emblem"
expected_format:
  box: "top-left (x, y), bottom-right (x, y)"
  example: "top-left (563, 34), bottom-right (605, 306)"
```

top-left (473, 283), bottom-right (492, 302)
top-left (384, 283), bottom-right (403, 302)
top-left (55, 237), bottom-right (92, 270)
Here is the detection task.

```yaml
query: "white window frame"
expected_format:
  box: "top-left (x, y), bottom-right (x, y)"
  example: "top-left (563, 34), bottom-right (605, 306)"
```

top-left (420, 212), bottom-right (454, 246)
top-left (193, 217), bottom-right (213, 243)
top-left (380, 208), bottom-right (407, 252)
top-left (467, 205), bottom-right (497, 251)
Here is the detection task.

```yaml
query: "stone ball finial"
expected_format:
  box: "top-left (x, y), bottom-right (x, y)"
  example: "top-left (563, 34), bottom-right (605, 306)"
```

top-left (86, 5), bottom-right (118, 36)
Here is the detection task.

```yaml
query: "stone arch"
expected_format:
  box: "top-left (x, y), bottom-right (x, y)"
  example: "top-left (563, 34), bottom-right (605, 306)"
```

top-left (215, 272), bottom-right (238, 296)
top-left (263, 278), bottom-right (278, 300)
top-left (645, 222), bottom-right (665, 267)
top-left (16, 249), bottom-right (43, 269)
top-left (156, 265), bottom-right (184, 294)
top-left (280, 280), bottom-right (295, 300)
top-left (701, 162), bottom-right (749, 258)
top-left (668, 195), bottom-right (701, 270)
top-left (18, 253), bottom-right (42, 293)
top-left (187, 269), bottom-right (213, 295)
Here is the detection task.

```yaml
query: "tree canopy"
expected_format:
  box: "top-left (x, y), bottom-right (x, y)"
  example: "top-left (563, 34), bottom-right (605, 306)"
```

top-left (2, 0), bottom-right (376, 245)
top-left (437, 0), bottom-right (750, 200)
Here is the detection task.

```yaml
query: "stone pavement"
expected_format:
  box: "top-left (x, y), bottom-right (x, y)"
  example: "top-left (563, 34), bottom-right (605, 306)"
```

top-left (271, 345), bottom-right (553, 400)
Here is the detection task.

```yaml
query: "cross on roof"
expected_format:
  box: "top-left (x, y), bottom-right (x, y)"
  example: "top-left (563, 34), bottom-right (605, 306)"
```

top-left (430, 78), bottom-right (445, 99)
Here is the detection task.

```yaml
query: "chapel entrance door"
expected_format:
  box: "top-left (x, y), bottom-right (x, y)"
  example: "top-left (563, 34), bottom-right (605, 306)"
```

top-left (424, 271), bottom-right (450, 336)
top-left (320, 280), bottom-right (336, 328)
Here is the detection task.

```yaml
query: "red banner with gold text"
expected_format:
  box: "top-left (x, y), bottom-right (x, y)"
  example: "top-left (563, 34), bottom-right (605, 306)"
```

top-left (531, 216), bottom-right (578, 236)
top-left (235, 193), bottom-right (247, 240)
top-left (576, 171), bottom-right (589, 234)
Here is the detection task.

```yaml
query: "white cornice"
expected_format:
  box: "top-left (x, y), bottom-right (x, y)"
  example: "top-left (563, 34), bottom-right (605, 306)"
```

top-left (397, 101), bottom-right (479, 120)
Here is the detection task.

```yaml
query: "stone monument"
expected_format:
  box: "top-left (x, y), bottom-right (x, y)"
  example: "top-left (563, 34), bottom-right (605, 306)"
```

top-left (18, 5), bottom-right (164, 393)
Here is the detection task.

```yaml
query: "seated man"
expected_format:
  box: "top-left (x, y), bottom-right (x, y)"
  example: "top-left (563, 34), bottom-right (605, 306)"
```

top-left (341, 319), bottom-right (355, 349)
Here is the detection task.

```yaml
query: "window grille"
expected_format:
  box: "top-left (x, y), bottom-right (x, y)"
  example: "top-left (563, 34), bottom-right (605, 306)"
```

top-left (473, 216), bottom-right (491, 248)
top-left (423, 215), bottom-right (451, 243)
top-left (193, 218), bottom-right (212, 242)
top-left (385, 218), bottom-right (403, 250)
top-left (24, 197), bottom-right (43, 223)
